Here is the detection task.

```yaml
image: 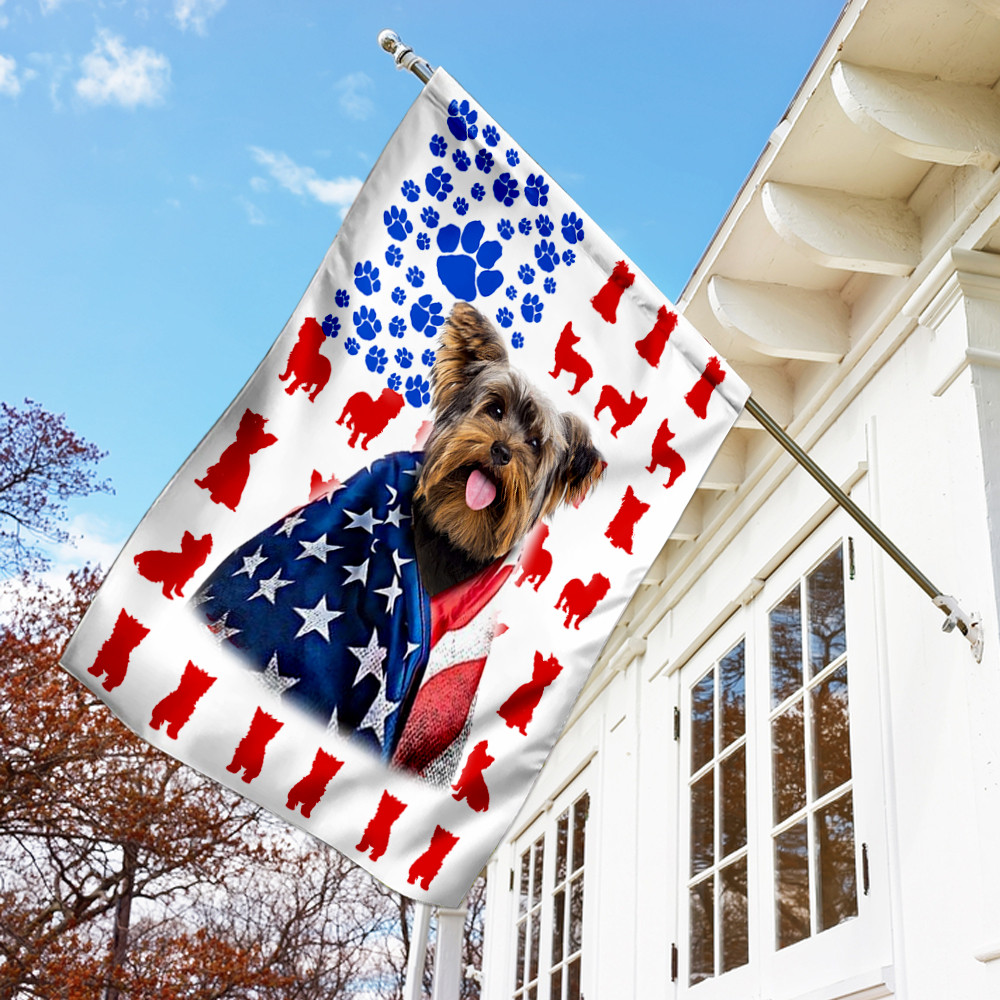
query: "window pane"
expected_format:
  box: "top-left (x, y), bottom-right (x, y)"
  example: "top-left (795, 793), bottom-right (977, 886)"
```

top-left (519, 851), bottom-right (530, 916)
top-left (571, 794), bottom-right (588, 873)
top-left (720, 746), bottom-right (747, 857)
top-left (529, 913), bottom-right (540, 982)
top-left (721, 857), bottom-right (749, 974)
top-left (551, 888), bottom-right (565, 964)
top-left (555, 810), bottom-right (568, 885)
top-left (528, 987), bottom-right (537, 1000)
top-left (689, 876), bottom-right (714, 985)
top-left (567, 958), bottom-right (581, 1000)
top-left (772, 700), bottom-right (806, 824)
top-left (808, 547), bottom-right (846, 673)
top-left (692, 671), bottom-right (715, 773)
top-left (775, 820), bottom-right (810, 950)
top-left (516, 920), bottom-right (526, 988)
top-left (720, 641), bottom-right (746, 749)
top-left (550, 968), bottom-right (562, 1000)
top-left (817, 793), bottom-right (858, 932)
top-left (569, 875), bottom-right (584, 953)
top-left (812, 663), bottom-right (852, 798)
top-left (691, 771), bottom-right (715, 876)
top-left (771, 585), bottom-right (803, 706)
top-left (532, 837), bottom-right (544, 904)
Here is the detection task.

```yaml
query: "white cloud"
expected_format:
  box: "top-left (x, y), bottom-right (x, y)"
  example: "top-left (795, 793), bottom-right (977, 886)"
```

top-left (238, 195), bottom-right (265, 225)
top-left (0, 53), bottom-right (20, 96)
top-left (173, 0), bottom-right (225, 35)
top-left (335, 71), bottom-right (374, 121)
top-left (39, 0), bottom-right (67, 13)
top-left (75, 30), bottom-right (170, 108)
top-left (249, 175), bottom-right (268, 193)
top-left (249, 146), bottom-right (363, 219)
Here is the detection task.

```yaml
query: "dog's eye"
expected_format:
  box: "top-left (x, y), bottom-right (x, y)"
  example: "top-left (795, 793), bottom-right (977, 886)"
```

top-left (527, 436), bottom-right (540, 451)
top-left (488, 402), bottom-right (504, 421)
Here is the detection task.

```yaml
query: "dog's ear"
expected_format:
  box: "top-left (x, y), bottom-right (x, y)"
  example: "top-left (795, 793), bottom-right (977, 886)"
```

top-left (543, 412), bottom-right (605, 515)
top-left (432, 302), bottom-right (509, 412)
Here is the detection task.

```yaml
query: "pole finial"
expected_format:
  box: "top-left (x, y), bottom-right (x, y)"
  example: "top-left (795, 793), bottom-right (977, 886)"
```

top-left (377, 29), bottom-right (434, 85)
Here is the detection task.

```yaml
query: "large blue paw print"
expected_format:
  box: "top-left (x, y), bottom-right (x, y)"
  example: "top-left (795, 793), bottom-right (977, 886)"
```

top-left (354, 260), bottom-right (381, 296)
top-left (425, 166), bottom-right (454, 202)
top-left (366, 346), bottom-right (388, 373)
top-left (436, 221), bottom-right (504, 301)
top-left (534, 239), bottom-right (560, 273)
top-left (493, 172), bottom-right (519, 207)
top-left (447, 98), bottom-right (478, 141)
top-left (410, 293), bottom-right (445, 335)
top-left (353, 305), bottom-right (382, 341)
top-left (520, 293), bottom-right (543, 324)
top-left (384, 205), bottom-right (413, 242)
top-left (405, 374), bottom-right (431, 408)
top-left (524, 173), bottom-right (549, 207)
top-left (561, 212), bottom-right (585, 244)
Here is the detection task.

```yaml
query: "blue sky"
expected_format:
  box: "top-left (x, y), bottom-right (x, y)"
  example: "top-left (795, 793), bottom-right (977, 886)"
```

top-left (0, 0), bottom-right (845, 576)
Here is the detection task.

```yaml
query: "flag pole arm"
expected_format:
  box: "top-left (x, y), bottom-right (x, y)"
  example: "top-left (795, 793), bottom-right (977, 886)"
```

top-left (378, 30), bottom-right (435, 85)
top-left (745, 395), bottom-right (983, 661)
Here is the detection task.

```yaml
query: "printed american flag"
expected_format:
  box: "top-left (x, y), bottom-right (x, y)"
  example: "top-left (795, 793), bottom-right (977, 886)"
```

top-left (61, 68), bottom-right (749, 905)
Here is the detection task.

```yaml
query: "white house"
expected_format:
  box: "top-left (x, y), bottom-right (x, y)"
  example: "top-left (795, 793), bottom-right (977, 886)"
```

top-left (478, 0), bottom-right (1000, 997)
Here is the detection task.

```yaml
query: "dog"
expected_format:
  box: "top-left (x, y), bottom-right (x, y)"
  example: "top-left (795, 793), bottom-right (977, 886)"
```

top-left (337, 387), bottom-right (405, 450)
top-left (195, 409), bottom-right (278, 511)
top-left (556, 572), bottom-right (611, 629)
top-left (594, 384), bottom-right (647, 438)
top-left (279, 317), bottom-right (331, 401)
top-left (514, 522), bottom-right (552, 591)
top-left (134, 530), bottom-right (212, 599)
top-left (548, 321), bottom-right (593, 396)
top-left (646, 417), bottom-right (686, 489)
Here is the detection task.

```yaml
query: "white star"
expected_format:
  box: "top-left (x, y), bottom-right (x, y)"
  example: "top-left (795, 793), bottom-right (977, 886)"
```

top-left (275, 512), bottom-right (306, 538)
top-left (296, 533), bottom-right (342, 563)
top-left (257, 653), bottom-right (300, 698)
top-left (405, 640), bottom-right (421, 659)
top-left (385, 484), bottom-right (398, 506)
top-left (375, 575), bottom-right (404, 615)
top-left (293, 595), bottom-right (343, 641)
top-left (357, 677), bottom-right (400, 747)
top-left (384, 505), bottom-right (408, 528)
top-left (402, 463), bottom-right (422, 480)
top-left (233, 545), bottom-right (268, 579)
top-left (327, 707), bottom-right (339, 735)
top-left (392, 548), bottom-right (413, 577)
top-left (344, 508), bottom-right (380, 533)
top-left (190, 590), bottom-right (214, 608)
top-left (343, 558), bottom-right (369, 586)
top-left (249, 568), bottom-right (294, 604)
top-left (349, 629), bottom-right (388, 687)
top-left (207, 611), bottom-right (240, 645)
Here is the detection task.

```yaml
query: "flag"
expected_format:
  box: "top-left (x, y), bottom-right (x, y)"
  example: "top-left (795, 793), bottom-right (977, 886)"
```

top-left (61, 69), bottom-right (749, 906)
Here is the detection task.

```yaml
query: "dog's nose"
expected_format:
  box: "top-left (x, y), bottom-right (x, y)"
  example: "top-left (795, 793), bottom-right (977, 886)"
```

top-left (490, 441), bottom-right (511, 466)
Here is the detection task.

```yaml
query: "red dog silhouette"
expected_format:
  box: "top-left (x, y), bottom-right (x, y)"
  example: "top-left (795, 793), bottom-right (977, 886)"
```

top-left (195, 409), bottom-right (277, 511)
top-left (134, 531), bottom-right (212, 599)
top-left (591, 260), bottom-right (635, 323)
top-left (286, 748), bottom-right (344, 819)
top-left (646, 418), bottom-right (686, 489)
top-left (594, 385), bottom-right (647, 437)
top-left (407, 825), bottom-right (459, 891)
top-left (498, 651), bottom-right (563, 735)
top-left (87, 609), bottom-right (149, 692)
top-left (635, 304), bottom-right (677, 368)
top-left (605, 486), bottom-right (650, 555)
top-left (149, 660), bottom-right (216, 739)
top-left (451, 740), bottom-right (495, 813)
top-left (356, 790), bottom-right (408, 862)
top-left (515, 522), bottom-right (552, 591)
top-left (308, 469), bottom-right (343, 503)
top-left (337, 388), bottom-right (405, 450)
top-left (556, 573), bottom-right (611, 629)
top-left (226, 707), bottom-right (283, 784)
top-left (279, 317), bottom-right (331, 402)
top-left (685, 356), bottom-right (727, 418)
top-left (548, 321), bottom-right (593, 396)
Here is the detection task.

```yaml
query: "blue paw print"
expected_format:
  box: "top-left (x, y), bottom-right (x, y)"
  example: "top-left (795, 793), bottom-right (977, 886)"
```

top-left (335, 288), bottom-right (350, 308)
top-left (505, 284), bottom-right (517, 300)
top-left (354, 260), bottom-right (381, 296)
top-left (385, 245), bottom-right (403, 268)
top-left (425, 166), bottom-right (453, 202)
top-left (506, 149), bottom-right (520, 167)
top-left (534, 239), bottom-right (559, 273)
top-left (496, 307), bottom-right (514, 328)
top-left (524, 173), bottom-right (549, 207)
top-left (544, 277), bottom-right (557, 294)
top-left (395, 347), bottom-right (414, 369)
top-left (322, 314), bottom-right (341, 338)
top-left (452, 149), bottom-right (471, 172)
top-left (405, 374), bottom-right (431, 408)
top-left (497, 219), bottom-right (514, 240)
top-left (406, 266), bottom-right (425, 288)
top-left (562, 249), bottom-right (576, 266)
top-left (518, 218), bottom-right (532, 235)
top-left (366, 346), bottom-right (388, 373)
top-left (518, 263), bottom-right (536, 285)
top-left (561, 212), bottom-right (585, 244)
top-left (353, 305), bottom-right (382, 341)
top-left (447, 98), bottom-right (478, 141)
top-left (429, 134), bottom-right (448, 157)
top-left (454, 196), bottom-right (469, 216)
top-left (401, 179), bottom-right (421, 202)
top-left (436, 221), bottom-right (504, 301)
top-left (536, 214), bottom-right (554, 237)
top-left (520, 293), bottom-right (543, 324)
top-left (483, 124), bottom-right (500, 147)
top-left (416, 232), bottom-right (431, 250)
top-left (493, 172), bottom-right (519, 207)
top-left (389, 315), bottom-right (407, 338)
top-left (388, 372), bottom-right (402, 391)
top-left (392, 286), bottom-right (406, 305)
top-left (420, 206), bottom-right (440, 228)
top-left (410, 293), bottom-right (444, 335)
top-left (421, 348), bottom-right (435, 367)
top-left (511, 331), bottom-right (524, 349)
top-left (345, 337), bottom-right (360, 356)
top-left (475, 149), bottom-right (494, 174)
top-left (384, 205), bottom-right (413, 242)
top-left (471, 182), bottom-right (486, 202)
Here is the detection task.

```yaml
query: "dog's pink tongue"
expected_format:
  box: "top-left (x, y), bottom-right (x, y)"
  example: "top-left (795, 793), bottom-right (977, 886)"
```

top-left (465, 469), bottom-right (497, 511)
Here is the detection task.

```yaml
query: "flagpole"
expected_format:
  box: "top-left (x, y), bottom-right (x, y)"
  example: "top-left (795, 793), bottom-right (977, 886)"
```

top-left (376, 31), bottom-right (984, 662)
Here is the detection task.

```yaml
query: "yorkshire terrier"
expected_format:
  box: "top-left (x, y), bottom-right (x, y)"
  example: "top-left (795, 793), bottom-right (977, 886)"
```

top-left (413, 302), bottom-right (605, 595)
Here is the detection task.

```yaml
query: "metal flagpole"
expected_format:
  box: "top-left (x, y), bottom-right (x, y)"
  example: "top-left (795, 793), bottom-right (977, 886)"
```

top-left (376, 31), bottom-right (984, 665)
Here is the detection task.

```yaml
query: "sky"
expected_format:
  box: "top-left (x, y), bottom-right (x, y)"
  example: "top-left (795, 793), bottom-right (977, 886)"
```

top-left (0, 0), bottom-right (847, 581)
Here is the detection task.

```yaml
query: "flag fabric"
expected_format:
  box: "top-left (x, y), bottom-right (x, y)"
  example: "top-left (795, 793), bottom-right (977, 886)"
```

top-left (61, 68), bottom-right (749, 906)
